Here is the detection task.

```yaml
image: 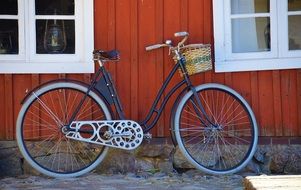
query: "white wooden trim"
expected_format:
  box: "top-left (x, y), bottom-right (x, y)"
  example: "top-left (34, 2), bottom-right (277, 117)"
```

top-left (215, 58), bottom-right (301, 73)
top-left (288, 11), bottom-right (301, 16)
top-left (213, 0), bottom-right (225, 62)
top-left (0, 15), bottom-right (19, 19)
top-left (83, 0), bottom-right (94, 71)
top-left (213, 0), bottom-right (301, 72)
top-left (0, 0), bottom-right (94, 73)
top-left (0, 62), bottom-right (93, 73)
top-left (279, 0), bottom-right (301, 58)
top-left (35, 15), bottom-right (76, 20)
top-left (0, 0), bottom-right (25, 61)
top-left (230, 13), bottom-right (270, 18)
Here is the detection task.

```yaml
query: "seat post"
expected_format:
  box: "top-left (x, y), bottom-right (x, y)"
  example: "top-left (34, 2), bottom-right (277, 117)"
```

top-left (95, 60), bottom-right (104, 67)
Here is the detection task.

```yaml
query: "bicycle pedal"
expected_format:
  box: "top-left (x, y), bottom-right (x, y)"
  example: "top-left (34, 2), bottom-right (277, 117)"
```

top-left (143, 133), bottom-right (152, 139)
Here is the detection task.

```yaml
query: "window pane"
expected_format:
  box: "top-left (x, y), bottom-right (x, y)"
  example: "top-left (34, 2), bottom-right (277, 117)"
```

top-left (0, 20), bottom-right (18, 54)
top-left (232, 17), bottom-right (270, 53)
top-left (289, 15), bottom-right (301, 50)
top-left (288, 0), bottom-right (301, 11)
top-left (36, 20), bottom-right (75, 54)
top-left (0, 0), bottom-right (18, 15)
top-left (35, 0), bottom-right (74, 15)
top-left (231, 0), bottom-right (269, 14)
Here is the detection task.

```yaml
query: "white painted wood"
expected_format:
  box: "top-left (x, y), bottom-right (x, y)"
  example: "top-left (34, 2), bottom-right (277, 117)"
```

top-left (213, 0), bottom-right (301, 72)
top-left (0, 0), bottom-right (94, 73)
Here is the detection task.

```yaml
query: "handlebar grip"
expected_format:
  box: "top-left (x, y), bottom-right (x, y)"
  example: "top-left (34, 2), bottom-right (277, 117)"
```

top-left (174, 31), bottom-right (189, 37)
top-left (145, 44), bottom-right (164, 51)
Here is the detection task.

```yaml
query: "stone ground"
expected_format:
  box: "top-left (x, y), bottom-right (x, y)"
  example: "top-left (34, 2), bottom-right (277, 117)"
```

top-left (0, 172), bottom-right (244, 190)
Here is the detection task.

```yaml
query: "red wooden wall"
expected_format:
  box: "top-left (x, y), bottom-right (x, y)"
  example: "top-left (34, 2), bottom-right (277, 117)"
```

top-left (0, 0), bottom-right (301, 140)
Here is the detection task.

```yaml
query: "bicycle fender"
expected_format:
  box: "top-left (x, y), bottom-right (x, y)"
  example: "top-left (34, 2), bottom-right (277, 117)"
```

top-left (20, 79), bottom-right (113, 109)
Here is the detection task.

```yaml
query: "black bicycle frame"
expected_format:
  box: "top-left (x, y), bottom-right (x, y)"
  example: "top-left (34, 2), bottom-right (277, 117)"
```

top-left (68, 56), bottom-right (214, 133)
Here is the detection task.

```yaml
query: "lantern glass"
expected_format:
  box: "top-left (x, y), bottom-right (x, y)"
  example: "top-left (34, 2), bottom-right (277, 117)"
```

top-left (36, 20), bottom-right (75, 54)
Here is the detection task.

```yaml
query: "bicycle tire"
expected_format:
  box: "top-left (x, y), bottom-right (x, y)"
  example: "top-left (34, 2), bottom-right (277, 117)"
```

top-left (174, 83), bottom-right (258, 175)
top-left (16, 82), bottom-right (112, 178)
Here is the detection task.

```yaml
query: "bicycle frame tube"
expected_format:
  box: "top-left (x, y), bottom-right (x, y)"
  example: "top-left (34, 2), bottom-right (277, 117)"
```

top-left (140, 62), bottom-right (187, 132)
top-left (66, 56), bottom-right (215, 131)
top-left (67, 67), bottom-right (103, 125)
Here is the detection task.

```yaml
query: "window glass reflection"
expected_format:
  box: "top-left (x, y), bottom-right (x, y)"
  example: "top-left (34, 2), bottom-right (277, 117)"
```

top-left (0, 0), bottom-right (18, 15)
top-left (288, 0), bottom-right (301, 11)
top-left (289, 15), bottom-right (301, 50)
top-left (231, 0), bottom-right (270, 14)
top-left (35, 0), bottom-right (74, 15)
top-left (0, 20), bottom-right (18, 54)
top-left (232, 17), bottom-right (270, 53)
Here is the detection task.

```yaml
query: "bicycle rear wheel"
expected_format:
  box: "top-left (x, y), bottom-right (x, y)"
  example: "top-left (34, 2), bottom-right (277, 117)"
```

top-left (174, 83), bottom-right (258, 175)
top-left (16, 82), bottom-right (112, 178)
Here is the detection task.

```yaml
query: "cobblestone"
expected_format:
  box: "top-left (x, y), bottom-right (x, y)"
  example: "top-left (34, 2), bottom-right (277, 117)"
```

top-left (0, 172), bottom-right (244, 190)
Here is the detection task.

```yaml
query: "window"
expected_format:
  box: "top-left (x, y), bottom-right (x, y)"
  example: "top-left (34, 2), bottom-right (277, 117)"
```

top-left (0, 0), bottom-right (94, 73)
top-left (213, 0), bottom-right (301, 72)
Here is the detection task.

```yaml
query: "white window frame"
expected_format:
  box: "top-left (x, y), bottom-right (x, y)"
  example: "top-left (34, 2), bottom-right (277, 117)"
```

top-left (0, 0), bottom-right (94, 73)
top-left (213, 0), bottom-right (301, 72)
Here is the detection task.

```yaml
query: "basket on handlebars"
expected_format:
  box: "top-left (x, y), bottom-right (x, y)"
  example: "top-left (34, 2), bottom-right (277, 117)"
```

top-left (175, 44), bottom-right (212, 76)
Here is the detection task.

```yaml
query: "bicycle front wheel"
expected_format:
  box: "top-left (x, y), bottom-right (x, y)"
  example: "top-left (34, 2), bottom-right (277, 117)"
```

top-left (174, 83), bottom-right (258, 175)
top-left (16, 82), bottom-right (112, 178)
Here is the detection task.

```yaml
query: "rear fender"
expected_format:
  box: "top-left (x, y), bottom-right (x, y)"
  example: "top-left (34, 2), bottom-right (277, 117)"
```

top-left (20, 79), bottom-right (114, 117)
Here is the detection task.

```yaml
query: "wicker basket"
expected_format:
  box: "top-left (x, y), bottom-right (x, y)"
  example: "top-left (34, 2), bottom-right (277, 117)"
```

top-left (175, 44), bottom-right (212, 76)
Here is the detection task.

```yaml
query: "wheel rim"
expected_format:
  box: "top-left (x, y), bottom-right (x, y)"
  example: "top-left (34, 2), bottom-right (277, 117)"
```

top-left (20, 87), bottom-right (109, 175)
top-left (178, 87), bottom-right (256, 173)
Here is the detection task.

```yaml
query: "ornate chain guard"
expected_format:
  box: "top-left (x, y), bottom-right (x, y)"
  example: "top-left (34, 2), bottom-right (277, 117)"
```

top-left (65, 120), bottom-right (144, 150)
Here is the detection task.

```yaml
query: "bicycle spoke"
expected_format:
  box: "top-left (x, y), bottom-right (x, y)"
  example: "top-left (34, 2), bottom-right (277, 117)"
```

top-left (19, 84), bottom-right (110, 176)
top-left (176, 86), bottom-right (257, 174)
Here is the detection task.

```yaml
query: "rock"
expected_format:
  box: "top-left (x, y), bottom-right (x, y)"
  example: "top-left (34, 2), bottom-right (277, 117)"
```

top-left (157, 159), bottom-right (174, 174)
top-left (0, 141), bottom-right (23, 177)
top-left (135, 158), bottom-right (155, 172)
top-left (1, 140), bottom-right (301, 177)
top-left (244, 148), bottom-right (272, 174)
top-left (172, 147), bottom-right (194, 170)
top-left (136, 143), bottom-right (173, 158)
top-left (95, 149), bottom-right (137, 174)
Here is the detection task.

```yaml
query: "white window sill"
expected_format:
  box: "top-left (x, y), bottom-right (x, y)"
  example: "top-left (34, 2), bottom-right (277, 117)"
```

top-left (215, 57), bottom-right (301, 73)
top-left (0, 62), bottom-right (94, 73)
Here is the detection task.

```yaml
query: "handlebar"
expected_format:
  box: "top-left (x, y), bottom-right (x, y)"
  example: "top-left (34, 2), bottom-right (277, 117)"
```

top-left (145, 31), bottom-right (189, 51)
top-left (145, 44), bottom-right (168, 51)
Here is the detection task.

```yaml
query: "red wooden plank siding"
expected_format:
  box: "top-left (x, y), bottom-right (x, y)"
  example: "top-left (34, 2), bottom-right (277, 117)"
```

top-left (0, 0), bottom-right (301, 140)
top-left (155, 0), bottom-right (164, 136)
top-left (272, 71), bottom-right (283, 136)
top-left (0, 75), bottom-right (5, 139)
top-left (138, 0), bottom-right (158, 136)
top-left (4, 75), bottom-right (14, 140)
top-left (130, 0), bottom-right (139, 121)
top-left (297, 70), bottom-right (301, 136)
top-left (115, 0), bottom-right (132, 118)
top-left (258, 71), bottom-right (275, 136)
top-left (162, 0), bottom-right (181, 137)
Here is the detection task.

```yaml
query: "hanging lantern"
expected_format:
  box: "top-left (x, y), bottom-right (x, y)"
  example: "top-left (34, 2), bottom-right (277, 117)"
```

top-left (0, 32), bottom-right (13, 54)
top-left (43, 10), bottom-right (67, 53)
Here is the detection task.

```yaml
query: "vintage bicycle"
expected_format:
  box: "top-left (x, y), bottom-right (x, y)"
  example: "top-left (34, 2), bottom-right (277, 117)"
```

top-left (16, 32), bottom-right (258, 178)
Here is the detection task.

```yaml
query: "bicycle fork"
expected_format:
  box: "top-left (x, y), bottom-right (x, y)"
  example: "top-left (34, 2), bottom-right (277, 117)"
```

top-left (177, 55), bottom-right (216, 128)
